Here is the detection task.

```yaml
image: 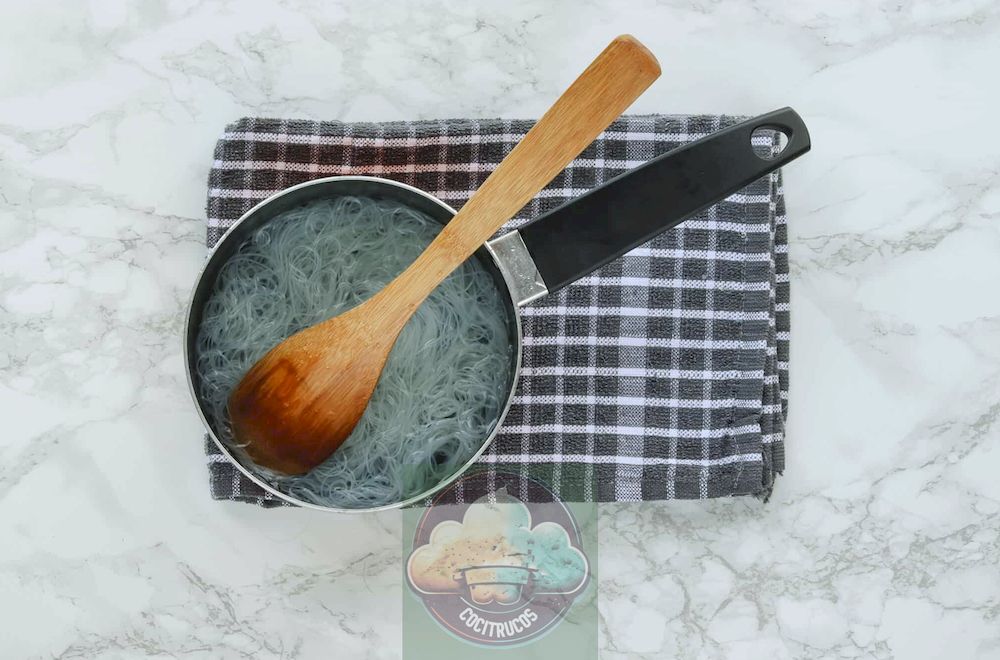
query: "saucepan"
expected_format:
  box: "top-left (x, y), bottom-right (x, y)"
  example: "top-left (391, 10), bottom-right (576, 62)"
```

top-left (184, 107), bottom-right (811, 512)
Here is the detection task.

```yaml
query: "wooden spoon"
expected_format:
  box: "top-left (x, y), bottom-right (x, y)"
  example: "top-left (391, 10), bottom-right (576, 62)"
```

top-left (229, 35), bottom-right (661, 475)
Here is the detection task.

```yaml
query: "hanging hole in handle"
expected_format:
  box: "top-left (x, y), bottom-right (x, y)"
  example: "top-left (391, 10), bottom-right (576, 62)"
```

top-left (751, 125), bottom-right (790, 161)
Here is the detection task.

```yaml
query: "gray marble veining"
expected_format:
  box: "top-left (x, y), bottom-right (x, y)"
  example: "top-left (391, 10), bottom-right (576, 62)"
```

top-left (1, 0), bottom-right (998, 658)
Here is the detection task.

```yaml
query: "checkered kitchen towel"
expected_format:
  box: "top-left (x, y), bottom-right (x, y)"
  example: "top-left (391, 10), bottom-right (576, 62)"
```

top-left (204, 115), bottom-right (789, 506)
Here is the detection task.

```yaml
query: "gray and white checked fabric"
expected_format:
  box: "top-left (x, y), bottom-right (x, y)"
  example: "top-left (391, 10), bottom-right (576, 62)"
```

top-left (203, 115), bottom-right (789, 506)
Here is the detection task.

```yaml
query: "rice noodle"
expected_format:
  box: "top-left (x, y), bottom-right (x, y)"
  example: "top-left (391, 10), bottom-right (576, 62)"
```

top-left (194, 196), bottom-right (513, 508)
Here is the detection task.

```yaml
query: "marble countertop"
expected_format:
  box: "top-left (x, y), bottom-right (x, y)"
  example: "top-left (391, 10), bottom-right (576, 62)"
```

top-left (2, 1), bottom-right (998, 658)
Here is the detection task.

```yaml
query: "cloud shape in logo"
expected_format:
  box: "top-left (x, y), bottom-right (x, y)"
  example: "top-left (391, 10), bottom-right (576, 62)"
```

top-left (407, 488), bottom-right (588, 604)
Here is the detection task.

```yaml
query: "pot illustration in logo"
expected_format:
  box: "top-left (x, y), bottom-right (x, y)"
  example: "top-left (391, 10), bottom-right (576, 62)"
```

top-left (406, 472), bottom-right (590, 646)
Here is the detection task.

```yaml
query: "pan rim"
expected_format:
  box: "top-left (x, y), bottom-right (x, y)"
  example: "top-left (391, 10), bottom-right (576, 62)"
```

top-left (183, 175), bottom-right (524, 513)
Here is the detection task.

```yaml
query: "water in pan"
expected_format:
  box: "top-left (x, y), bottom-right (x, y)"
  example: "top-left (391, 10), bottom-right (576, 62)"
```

top-left (195, 196), bottom-right (513, 508)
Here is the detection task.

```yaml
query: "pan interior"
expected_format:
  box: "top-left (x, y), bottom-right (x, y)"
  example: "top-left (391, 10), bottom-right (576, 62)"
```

top-left (189, 184), bottom-right (519, 509)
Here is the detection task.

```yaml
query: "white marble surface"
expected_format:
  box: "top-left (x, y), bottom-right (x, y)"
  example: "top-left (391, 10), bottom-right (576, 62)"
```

top-left (2, 0), bottom-right (998, 658)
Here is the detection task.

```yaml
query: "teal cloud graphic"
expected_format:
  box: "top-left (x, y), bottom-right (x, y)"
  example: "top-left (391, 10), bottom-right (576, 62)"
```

top-left (408, 488), bottom-right (588, 604)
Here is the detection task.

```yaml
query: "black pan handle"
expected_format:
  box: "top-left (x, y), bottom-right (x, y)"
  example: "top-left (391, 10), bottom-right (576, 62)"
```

top-left (516, 107), bottom-right (810, 294)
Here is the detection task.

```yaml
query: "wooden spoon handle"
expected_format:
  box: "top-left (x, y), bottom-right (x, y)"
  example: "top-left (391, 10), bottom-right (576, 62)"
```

top-left (378, 35), bottom-right (660, 318)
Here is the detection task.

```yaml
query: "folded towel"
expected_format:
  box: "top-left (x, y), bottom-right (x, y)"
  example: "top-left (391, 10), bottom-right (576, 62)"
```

top-left (203, 115), bottom-right (789, 506)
